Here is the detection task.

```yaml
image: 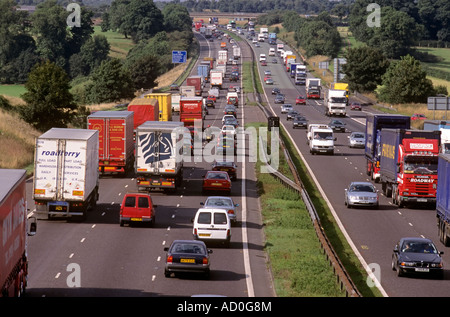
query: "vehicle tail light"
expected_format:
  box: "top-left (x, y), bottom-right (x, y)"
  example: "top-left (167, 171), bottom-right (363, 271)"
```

top-left (227, 229), bottom-right (231, 237)
top-left (228, 209), bottom-right (234, 215)
top-left (202, 257), bottom-right (209, 265)
top-left (194, 228), bottom-right (197, 235)
top-left (167, 256), bottom-right (173, 264)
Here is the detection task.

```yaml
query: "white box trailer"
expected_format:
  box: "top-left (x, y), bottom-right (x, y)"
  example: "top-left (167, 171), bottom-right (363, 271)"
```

top-left (33, 128), bottom-right (99, 220)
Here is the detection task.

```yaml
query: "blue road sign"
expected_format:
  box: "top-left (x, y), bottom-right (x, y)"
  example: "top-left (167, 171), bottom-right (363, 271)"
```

top-left (172, 51), bottom-right (187, 64)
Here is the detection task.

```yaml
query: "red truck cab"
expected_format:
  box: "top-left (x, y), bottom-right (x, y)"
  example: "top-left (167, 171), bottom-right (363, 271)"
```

top-left (120, 193), bottom-right (157, 227)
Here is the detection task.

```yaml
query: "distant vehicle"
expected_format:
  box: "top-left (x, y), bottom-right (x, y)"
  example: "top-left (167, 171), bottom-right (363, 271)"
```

top-left (264, 77), bottom-right (273, 84)
top-left (261, 60), bottom-right (267, 66)
top-left (350, 102), bottom-right (361, 111)
top-left (223, 117), bottom-right (239, 128)
top-left (264, 70), bottom-right (271, 76)
top-left (202, 171), bottom-right (231, 195)
top-left (274, 94), bottom-right (285, 104)
top-left (411, 113), bottom-right (427, 120)
top-left (164, 240), bottom-right (213, 279)
top-left (281, 104), bottom-right (293, 114)
top-left (201, 196), bottom-right (239, 223)
top-left (120, 193), bottom-right (157, 227)
top-left (344, 181), bottom-right (379, 209)
top-left (272, 58), bottom-right (278, 64)
top-left (192, 208), bottom-right (231, 247)
top-left (170, 84), bottom-right (179, 91)
top-left (221, 125), bottom-right (236, 137)
top-left (295, 95), bottom-right (306, 105)
top-left (293, 115), bottom-right (308, 129)
top-left (211, 161), bottom-right (238, 181)
top-left (392, 237), bottom-right (443, 278)
top-left (286, 110), bottom-right (300, 121)
top-left (207, 95), bottom-right (216, 103)
top-left (328, 119), bottom-right (346, 132)
top-left (223, 105), bottom-right (237, 117)
top-left (271, 88), bottom-right (280, 95)
top-left (222, 114), bottom-right (236, 125)
top-left (348, 132), bottom-right (365, 148)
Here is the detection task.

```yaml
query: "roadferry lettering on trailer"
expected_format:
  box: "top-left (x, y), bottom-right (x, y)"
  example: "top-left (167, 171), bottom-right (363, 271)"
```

top-left (41, 150), bottom-right (81, 159)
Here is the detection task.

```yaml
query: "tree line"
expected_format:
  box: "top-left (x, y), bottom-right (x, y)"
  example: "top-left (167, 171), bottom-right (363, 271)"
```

top-left (0, 0), bottom-right (194, 132)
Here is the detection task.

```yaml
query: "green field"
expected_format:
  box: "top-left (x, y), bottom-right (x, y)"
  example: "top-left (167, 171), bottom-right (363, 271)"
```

top-left (0, 85), bottom-right (26, 98)
top-left (417, 46), bottom-right (450, 82)
top-left (93, 25), bottom-right (135, 59)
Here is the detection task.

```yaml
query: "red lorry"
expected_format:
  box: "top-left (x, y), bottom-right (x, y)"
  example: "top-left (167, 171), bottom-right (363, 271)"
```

top-left (1, 169), bottom-right (36, 297)
top-left (186, 76), bottom-right (202, 96)
top-left (127, 98), bottom-right (159, 131)
top-left (180, 97), bottom-right (204, 130)
top-left (87, 111), bottom-right (135, 176)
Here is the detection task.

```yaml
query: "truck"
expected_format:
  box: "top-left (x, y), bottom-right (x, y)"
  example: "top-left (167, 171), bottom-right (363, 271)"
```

top-left (276, 43), bottom-right (284, 54)
top-left (306, 78), bottom-right (321, 99)
top-left (217, 50), bottom-right (228, 66)
top-left (208, 87), bottom-right (220, 100)
top-left (186, 76), bottom-right (202, 97)
top-left (260, 27), bottom-right (268, 38)
top-left (205, 27), bottom-right (212, 38)
top-left (145, 93), bottom-right (173, 121)
top-left (307, 124), bottom-right (336, 155)
top-left (436, 154), bottom-right (450, 245)
top-left (180, 97), bottom-right (204, 129)
top-left (365, 114), bottom-right (411, 183)
top-left (233, 47), bottom-right (241, 60)
top-left (290, 63), bottom-right (301, 78)
top-left (295, 65), bottom-right (307, 85)
top-left (330, 82), bottom-right (349, 99)
top-left (180, 86), bottom-right (196, 97)
top-left (87, 111), bottom-right (134, 176)
top-left (268, 32), bottom-right (277, 43)
top-left (194, 21), bottom-right (202, 32)
top-left (197, 64), bottom-right (209, 82)
top-left (424, 120), bottom-right (450, 154)
top-left (33, 128), bottom-right (99, 220)
top-left (227, 92), bottom-right (238, 107)
top-left (379, 129), bottom-right (441, 207)
top-left (127, 98), bottom-right (159, 131)
top-left (325, 89), bottom-right (347, 117)
top-left (1, 169), bottom-right (37, 297)
top-left (258, 33), bottom-right (265, 42)
top-left (284, 54), bottom-right (296, 65)
top-left (171, 93), bottom-right (181, 113)
top-left (210, 70), bottom-right (223, 89)
top-left (135, 121), bottom-right (184, 192)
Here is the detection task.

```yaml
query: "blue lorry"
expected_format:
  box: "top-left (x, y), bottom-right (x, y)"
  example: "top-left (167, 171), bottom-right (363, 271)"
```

top-left (437, 154), bottom-right (450, 246)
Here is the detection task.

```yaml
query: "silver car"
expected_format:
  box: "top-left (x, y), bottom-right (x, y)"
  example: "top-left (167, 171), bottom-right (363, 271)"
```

top-left (348, 132), bottom-right (365, 148)
top-left (201, 196), bottom-right (239, 223)
top-left (344, 182), bottom-right (379, 209)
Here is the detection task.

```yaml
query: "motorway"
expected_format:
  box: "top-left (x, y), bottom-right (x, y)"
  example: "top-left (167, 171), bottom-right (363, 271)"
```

top-left (243, 32), bottom-right (450, 297)
top-left (25, 32), bottom-right (275, 297)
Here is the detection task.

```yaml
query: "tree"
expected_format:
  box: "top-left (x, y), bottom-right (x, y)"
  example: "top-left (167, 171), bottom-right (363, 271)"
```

top-left (378, 55), bottom-right (435, 104)
top-left (127, 54), bottom-right (159, 90)
top-left (295, 21), bottom-right (341, 58)
top-left (342, 46), bottom-right (389, 93)
top-left (85, 58), bottom-right (135, 104)
top-left (162, 3), bottom-right (193, 33)
top-left (69, 35), bottom-right (110, 78)
top-left (19, 60), bottom-right (77, 131)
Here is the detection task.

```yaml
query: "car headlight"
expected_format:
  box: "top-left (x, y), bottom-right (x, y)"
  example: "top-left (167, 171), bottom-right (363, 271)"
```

top-left (401, 262), bottom-right (415, 267)
top-left (431, 262), bottom-right (443, 268)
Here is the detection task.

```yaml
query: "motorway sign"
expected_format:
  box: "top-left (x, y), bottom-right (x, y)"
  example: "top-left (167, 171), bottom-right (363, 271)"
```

top-left (172, 50), bottom-right (187, 64)
top-left (428, 96), bottom-right (450, 110)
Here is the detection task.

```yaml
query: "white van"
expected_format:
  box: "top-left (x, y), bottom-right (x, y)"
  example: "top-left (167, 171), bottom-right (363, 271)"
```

top-left (192, 208), bottom-right (231, 247)
top-left (259, 54), bottom-right (266, 62)
top-left (269, 48), bottom-right (275, 56)
top-left (307, 124), bottom-right (336, 155)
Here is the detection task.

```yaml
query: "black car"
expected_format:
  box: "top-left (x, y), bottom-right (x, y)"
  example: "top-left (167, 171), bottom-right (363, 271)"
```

top-left (286, 110), bottom-right (300, 121)
top-left (223, 105), bottom-right (237, 117)
top-left (293, 115), bottom-right (308, 129)
top-left (271, 88), bottom-right (280, 95)
top-left (392, 237), bottom-right (444, 278)
top-left (164, 240), bottom-right (213, 279)
top-left (328, 119), bottom-right (346, 132)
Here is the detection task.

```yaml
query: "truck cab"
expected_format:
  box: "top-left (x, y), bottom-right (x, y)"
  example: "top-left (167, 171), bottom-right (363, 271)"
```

top-left (307, 124), bottom-right (336, 155)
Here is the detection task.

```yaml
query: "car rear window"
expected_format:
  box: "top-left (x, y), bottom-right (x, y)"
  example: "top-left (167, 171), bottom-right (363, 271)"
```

top-left (214, 213), bottom-right (228, 225)
top-left (124, 196), bottom-right (135, 207)
top-left (198, 212), bottom-right (211, 224)
top-left (138, 197), bottom-right (149, 208)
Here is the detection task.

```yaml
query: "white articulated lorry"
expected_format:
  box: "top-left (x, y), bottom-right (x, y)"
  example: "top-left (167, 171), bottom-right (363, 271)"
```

top-left (135, 121), bottom-right (184, 192)
top-left (33, 128), bottom-right (99, 220)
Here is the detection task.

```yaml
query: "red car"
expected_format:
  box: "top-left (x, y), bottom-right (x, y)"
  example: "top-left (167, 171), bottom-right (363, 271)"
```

top-left (261, 60), bottom-right (267, 66)
top-left (207, 95), bottom-right (216, 103)
top-left (295, 95), bottom-right (306, 105)
top-left (202, 171), bottom-right (231, 195)
top-left (350, 102), bottom-right (361, 111)
top-left (411, 113), bottom-right (427, 120)
top-left (120, 193), bottom-right (157, 227)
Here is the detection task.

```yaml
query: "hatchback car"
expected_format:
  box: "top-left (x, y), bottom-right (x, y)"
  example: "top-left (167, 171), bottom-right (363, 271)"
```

top-left (348, 132), bottom-right (365, 148)
top-left (392, 237), bottom-right (443, 278)
top-left (202, 171), bottom-right (231, 195)
top-left (329, 119), bottom-right (346, 132)
top-left (221, 125), bottom-right (236, 137)
top-left (265, 77), bottom-right (273, 84)
top-left (295, 95), bottom-right (306, 105)
top-left (293, 115), bottom-right (308, 129)
top-left (120, 193), bottom-right (157, 227)
top-left (411, 113), bottom-right (427, 120)
top-left (164, 240), bottom-right (213, 278)
top-left (201, 196), bottom-right (239, 223)
top-left (223, 106), bottom-right (237, 117)
top-left (344, 182), bottom-right (379, 209)
top-left (211, 160), bottom-right (237, 180)
top-left (350, 102), bottom-right (361, 111)
top-left (192, 208), bottom-right (231, 247)
top-left (281, 104), bottom-right (293, 114)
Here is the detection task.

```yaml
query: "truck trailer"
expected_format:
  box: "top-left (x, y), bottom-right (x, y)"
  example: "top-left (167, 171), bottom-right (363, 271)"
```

top-left (325, 89), bottom-right (347, 117)
top-left (135, 121), bottom-right (184, 192)
top-left (436, 154), bottom-right (450, 246)
top-left (424, 120), bottom-right (450, 154)
top-left (180, 97), bottom-right (204, 130)
top-left (1, 169), bottom-right (36, 297)
top-left (365, 114), bottom-right (411, 183)
top-left (379, 129), bottom-right (440, 207)
top-left (33, 128), bottom-right (99, 220)
top-left (306, 78), bottom-right (321, 99)
top-left (127, 98), bottom-right (159, 131)
top-left (87, 111), bottom-right (135, 176)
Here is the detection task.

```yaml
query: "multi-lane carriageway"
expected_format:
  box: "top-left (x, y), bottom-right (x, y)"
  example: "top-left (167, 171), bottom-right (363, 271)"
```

top-left (25, 27), bottom-right (450, 298)
top-left (25, 31), bottom-right (274, 298)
